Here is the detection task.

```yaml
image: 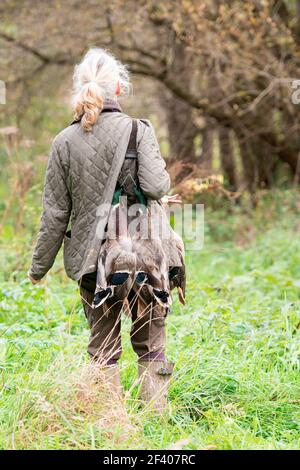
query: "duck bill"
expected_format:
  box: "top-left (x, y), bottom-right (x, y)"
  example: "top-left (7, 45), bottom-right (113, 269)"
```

top-left (177, 287), bottom-right (186, 305)
top-left (153, 288), bottom-right (172, 308)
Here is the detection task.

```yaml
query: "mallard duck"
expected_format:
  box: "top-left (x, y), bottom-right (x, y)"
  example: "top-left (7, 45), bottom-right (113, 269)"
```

top-left (134, 239), bottom-right (171, 308)
top-left (92, 202), bottom-right (136, 310)
top-left (130, 207), bottom-right (171, 316)
top-left (158, 199), bottom-right (186, 305)
top-left (168, 229), bottom-right (186, 305)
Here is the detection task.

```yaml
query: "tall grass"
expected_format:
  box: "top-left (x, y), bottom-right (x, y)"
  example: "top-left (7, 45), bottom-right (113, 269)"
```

top-left (1, 182), bottom-right (300, 449)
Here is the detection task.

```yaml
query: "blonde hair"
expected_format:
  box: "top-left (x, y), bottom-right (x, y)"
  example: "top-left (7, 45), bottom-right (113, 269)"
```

top-left (71, 48), bottom-right (130, 131)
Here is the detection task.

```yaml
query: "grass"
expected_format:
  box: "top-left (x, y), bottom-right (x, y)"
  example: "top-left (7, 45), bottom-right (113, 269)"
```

top-left (0, 189), bottom-right (300, 449)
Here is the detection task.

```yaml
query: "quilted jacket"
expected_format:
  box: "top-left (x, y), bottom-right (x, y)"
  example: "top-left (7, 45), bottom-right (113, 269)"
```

top-left (29, 101), bottom-right (170, 281)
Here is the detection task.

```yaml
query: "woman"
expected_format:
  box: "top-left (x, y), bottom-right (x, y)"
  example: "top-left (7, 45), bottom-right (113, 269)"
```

top-left (28, 48), bottom-right (175, 412)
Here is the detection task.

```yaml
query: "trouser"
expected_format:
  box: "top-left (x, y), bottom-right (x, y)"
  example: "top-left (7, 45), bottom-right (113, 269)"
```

top-left (80, 285), bottom-right (167, 365)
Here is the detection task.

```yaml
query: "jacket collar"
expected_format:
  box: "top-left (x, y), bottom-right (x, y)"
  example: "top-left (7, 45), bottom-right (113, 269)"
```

top-left (102, 98), bottom-right (122, 113)
top-left (70, 99), bottom-right (122, 125)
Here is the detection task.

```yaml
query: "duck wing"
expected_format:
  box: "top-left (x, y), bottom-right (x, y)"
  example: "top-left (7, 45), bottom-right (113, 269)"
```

top-left (133, 239), bottom-right (171, 312)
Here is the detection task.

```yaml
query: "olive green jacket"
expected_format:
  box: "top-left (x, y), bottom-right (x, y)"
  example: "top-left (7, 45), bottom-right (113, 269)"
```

top-left (29, 104), bottom-right (170, 281)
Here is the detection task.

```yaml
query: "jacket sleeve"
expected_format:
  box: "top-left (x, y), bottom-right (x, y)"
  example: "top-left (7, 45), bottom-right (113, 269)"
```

top-left (137, 120), bottom-right (171, 200)
top-left (29, 140), bottom-right (71, 280)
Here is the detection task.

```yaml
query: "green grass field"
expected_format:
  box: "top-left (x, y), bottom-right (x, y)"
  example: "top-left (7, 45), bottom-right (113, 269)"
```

top-left (1, 190), bottom-right (300, 450)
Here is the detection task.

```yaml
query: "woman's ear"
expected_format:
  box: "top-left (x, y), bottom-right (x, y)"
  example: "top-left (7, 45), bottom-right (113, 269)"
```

top-left (116, 81), bottom-right (121, 96)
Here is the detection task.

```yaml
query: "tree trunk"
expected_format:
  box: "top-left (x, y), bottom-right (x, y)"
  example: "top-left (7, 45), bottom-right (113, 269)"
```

top-left (238, 136), bottom-right (258, 192)
top-left (250, 138), bottom-right (276, 188)
top-left (296, 1), bottom-right (300, 37)
top-left (162, 92), bottom-right (199, 163)
top-left (219, 127), bottom-right (237, 190)
top-left (159, 39), bottom-right (199, 164)
top-left (238, 133), bottom-right (278, 191)
top-left (200, 127), bottom-right (214, 171)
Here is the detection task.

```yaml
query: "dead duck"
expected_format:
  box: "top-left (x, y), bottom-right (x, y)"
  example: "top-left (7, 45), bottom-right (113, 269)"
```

top-left (130, 207), bottom-right (171, 316)
top-left (134, 239), bottom-right (171, 309)
top-left (157, 199), bottom-right (186, 305)
top-left (92, 202), bottom-right (136, 310)
top-left (168, 229), bottom-right (186, 305)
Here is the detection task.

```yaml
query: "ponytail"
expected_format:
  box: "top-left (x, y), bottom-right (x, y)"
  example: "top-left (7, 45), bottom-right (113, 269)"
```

top-left (74, 82), bottom-right (104, 131)
top-left (71, 48), bottom-right (130, 132)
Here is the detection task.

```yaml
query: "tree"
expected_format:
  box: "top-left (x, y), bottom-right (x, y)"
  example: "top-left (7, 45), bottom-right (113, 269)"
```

top-left (1, 0), bottom-right (300, 192)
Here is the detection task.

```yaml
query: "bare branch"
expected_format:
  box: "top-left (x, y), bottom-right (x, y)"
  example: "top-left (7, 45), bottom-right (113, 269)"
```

top-left (0, 31), bottom-right (74, 65)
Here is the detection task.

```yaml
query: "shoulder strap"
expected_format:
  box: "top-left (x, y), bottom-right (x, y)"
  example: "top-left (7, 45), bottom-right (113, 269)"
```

top-left (114, 118), bottom-right (147, 206)
top-left (126, 119), bottom-right (138, 157)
